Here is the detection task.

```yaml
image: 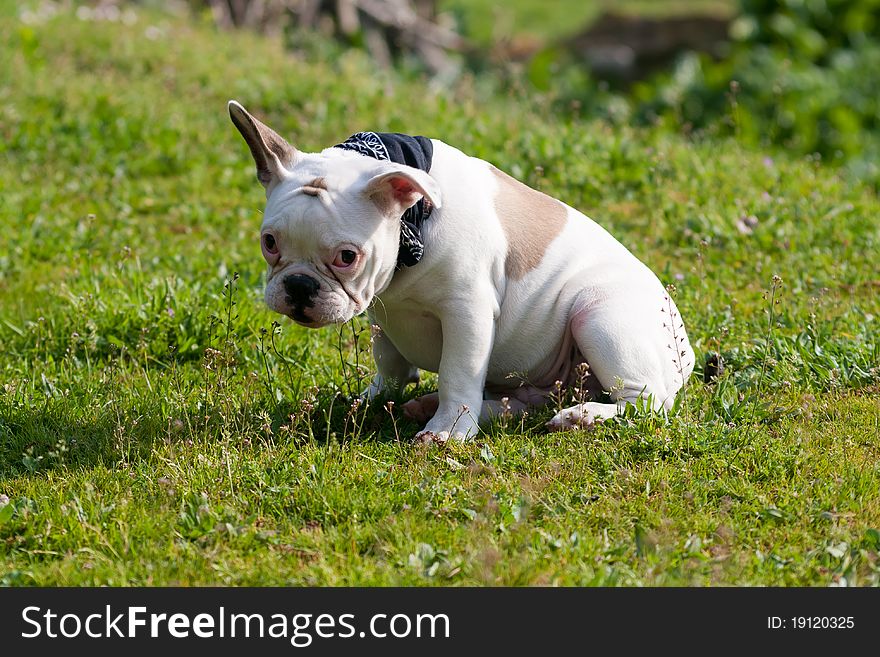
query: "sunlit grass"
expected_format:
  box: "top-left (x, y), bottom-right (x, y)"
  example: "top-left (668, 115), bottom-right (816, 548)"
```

top-left (0, 3), bottom-right (877, 586)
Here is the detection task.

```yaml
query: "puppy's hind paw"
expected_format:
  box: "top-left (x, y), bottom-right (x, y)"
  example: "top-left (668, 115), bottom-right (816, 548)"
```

top-left (402, 392), bottom-right (439, 424)
top-left (546, 410), bottom-right (590, 432)
top-left (546, 403), bottom-right (618, 431)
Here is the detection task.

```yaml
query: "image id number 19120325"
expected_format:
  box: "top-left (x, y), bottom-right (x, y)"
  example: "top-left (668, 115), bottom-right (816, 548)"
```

top-left (768, 616), bottom-right (855, 630)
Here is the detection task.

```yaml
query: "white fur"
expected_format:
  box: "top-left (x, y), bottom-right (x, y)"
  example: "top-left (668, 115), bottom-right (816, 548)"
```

top-left (365, 142), bottom-right (694, 440)
top-left (230, 103), bottom-right (694, 441)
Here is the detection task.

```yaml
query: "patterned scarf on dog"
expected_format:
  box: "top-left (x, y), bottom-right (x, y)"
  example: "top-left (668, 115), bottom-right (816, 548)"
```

top-left (333, 131), bottom-right (434, 269)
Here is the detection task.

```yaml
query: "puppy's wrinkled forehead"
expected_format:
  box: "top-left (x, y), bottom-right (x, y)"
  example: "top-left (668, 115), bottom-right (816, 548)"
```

top-left (260, 152), bottom-right (394, 255)
top-left (263, 150), bottom-right (377, 222)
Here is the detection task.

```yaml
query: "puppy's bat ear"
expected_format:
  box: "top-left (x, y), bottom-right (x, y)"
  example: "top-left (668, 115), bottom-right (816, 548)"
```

top-left (364, 165), bottom-right (442, 218)
top-left (228, 100), bottom-right (298, 192)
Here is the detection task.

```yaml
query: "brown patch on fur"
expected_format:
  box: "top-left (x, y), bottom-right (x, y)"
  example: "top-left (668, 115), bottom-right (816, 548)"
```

top-left (301, 177), bottom-right (327, 197)
top-left (491, 166), bottom-right (566, 280)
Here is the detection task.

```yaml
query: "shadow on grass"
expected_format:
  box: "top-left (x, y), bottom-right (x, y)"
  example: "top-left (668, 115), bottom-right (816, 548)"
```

top-left (0, 401), bottom-right (170, 478)
top-left (0, 389), bottom-right (430, 478)
top-left (0, 375), bottom-right (709, 481)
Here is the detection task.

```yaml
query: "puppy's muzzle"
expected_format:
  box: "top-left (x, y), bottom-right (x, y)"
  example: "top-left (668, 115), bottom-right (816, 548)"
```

top-left (283, 273), bottom-right (320, 322)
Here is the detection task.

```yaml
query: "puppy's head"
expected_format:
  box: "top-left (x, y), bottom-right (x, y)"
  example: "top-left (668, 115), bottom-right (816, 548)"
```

top-left (228, 101), bottom-right (441, 327)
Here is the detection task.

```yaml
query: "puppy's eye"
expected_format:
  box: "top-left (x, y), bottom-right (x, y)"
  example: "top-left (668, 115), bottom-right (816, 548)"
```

top-left (263, 233), bottom-right (278, 254)
top-left (333, 249), bottom-right (357, 268)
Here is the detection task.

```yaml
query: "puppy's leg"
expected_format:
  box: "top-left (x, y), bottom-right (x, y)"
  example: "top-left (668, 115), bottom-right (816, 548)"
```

top-left (547, 291), bottom-right (693, 431)
top-left (415, 302), bottom-right (495, 443)
top-left (362, 322), bottom-right (419, 401)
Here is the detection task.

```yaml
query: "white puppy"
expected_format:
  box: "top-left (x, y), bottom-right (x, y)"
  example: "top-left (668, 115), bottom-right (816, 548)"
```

top-left (229, 101), bottom-right (694, 442)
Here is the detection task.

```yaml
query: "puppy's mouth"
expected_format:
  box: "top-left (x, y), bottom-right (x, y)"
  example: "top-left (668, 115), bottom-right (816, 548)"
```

top-left (269, 269), bottom-right (367, 328)
top-left (286, 308), bottom-right (361, 328)
top-left (288, 316), bottom-right (328, 328)
top-left (285, 305), bottom-right (359, 328)
top-left (286, 307), bottom-right (325, 328)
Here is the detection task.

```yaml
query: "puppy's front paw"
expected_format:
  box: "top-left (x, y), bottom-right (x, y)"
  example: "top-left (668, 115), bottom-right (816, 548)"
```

top-left (413, 430), bottom-right (449, 445)
top-left (414, 403), bottom-right (480, 444)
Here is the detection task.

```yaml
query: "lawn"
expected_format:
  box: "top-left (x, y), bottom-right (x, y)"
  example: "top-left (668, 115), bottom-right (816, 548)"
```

top-left (0, 2), bottom-right (878, 586)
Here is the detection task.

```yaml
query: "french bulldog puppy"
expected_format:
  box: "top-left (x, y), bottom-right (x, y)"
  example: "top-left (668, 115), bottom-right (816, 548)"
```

top-left (229, 101), bottom-right (694, 442)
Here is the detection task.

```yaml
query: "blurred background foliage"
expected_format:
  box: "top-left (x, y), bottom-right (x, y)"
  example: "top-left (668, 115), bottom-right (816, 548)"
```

top-left (628, 0), bottom-right (880, 184)
top-left (14, 0), bottom-right (880, 186)
top-left (197, 0), bottom-right (880, 186)
top-left (517, 0), bottom-right (880, 185)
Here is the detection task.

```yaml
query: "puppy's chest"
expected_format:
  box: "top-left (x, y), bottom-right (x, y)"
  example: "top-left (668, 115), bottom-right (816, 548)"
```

top-left (374, 307), bottom-right (443, 373)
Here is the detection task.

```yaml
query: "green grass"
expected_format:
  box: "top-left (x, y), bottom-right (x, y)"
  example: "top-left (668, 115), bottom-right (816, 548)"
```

top-left (1, 2), bottom-right (879, 586)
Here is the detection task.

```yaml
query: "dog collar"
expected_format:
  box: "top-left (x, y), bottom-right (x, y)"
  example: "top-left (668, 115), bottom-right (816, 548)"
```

top-left (333, 131), bottom-right (434, 269)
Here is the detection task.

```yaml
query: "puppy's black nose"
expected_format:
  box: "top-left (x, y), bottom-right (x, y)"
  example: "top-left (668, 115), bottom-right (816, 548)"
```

top-left (283, 274), bottom-right (320, 307)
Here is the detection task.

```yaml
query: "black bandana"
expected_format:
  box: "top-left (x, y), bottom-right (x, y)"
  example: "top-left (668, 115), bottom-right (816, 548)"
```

top-left (333, 131), bottom-right (434, 269)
